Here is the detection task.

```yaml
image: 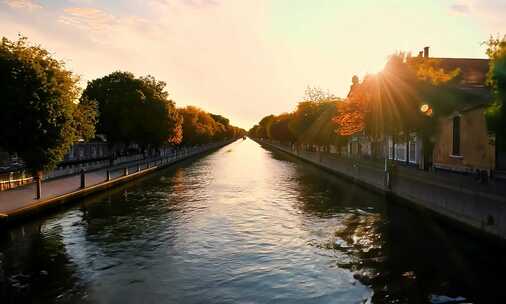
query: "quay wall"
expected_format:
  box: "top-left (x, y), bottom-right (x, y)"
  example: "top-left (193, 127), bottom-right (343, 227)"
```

top-left (257, 139), bottom-right (506, 241)
top-left (0, 140), bottom-right (236, 227)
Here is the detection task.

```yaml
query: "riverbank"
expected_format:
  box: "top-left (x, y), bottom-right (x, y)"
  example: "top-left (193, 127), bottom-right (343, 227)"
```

top-left (0, 140), bottom-right (236, 227)
top-left (255, 138), bottom-right (506, 241)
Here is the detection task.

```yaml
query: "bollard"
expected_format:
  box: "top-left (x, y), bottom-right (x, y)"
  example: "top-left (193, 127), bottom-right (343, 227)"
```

top-left (124, 167), bottom-right (128, 176)
top-left (36, 177), bottom-right (42, 199)
top-left (106, 169), bottom-right (111, 181)
top-left (80, 169), bottom-right (86, 189)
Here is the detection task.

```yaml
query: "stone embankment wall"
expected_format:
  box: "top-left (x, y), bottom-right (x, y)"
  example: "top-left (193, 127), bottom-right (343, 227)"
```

top-left (257, 139), bottom-right (506, 241)
top-left (0, 139), bottom-right (237, 226)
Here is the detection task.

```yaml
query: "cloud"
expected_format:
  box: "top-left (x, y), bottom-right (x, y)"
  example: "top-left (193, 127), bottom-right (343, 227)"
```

top-left (449, 2), bottom-right (470, 15)
top-left (181, 0), bottom-right (219, 7)
top-left (150, 0), bottom-right (219, 9)
top-left (3, 0), bottom-right (42, 10)
top-left (59, 7), bottom-right (117, 31)
top-left (449, 0), bottom-right (506, 34)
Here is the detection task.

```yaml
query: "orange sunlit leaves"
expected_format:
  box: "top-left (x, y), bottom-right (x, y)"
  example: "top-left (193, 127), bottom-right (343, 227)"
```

top-left (332, 53), bottom-right (460, 137)
top-left (333, 78), bottom-right (368, 136)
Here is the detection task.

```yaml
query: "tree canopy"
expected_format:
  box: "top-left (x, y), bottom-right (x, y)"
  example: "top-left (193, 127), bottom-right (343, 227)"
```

top-left (81, 72), bottom-right (183, 148)
top-left (0, 36), bottom-right (246, 175)
top-left (333, 53), bottom-right (463, 139)
top-left (178, 106), bottom-right (245, 145)
top-left (484, 35), bottom-right (506, 147)
top-left (248, 87), bottom-right (344, 147)
top-left (0, 36), bottom-right (97, 173)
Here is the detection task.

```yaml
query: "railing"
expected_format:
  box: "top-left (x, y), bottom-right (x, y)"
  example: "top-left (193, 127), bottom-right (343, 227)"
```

top-left (0, 171), bottom-right (33, 191)
top-left (0, 140), bottom-right (232, 192)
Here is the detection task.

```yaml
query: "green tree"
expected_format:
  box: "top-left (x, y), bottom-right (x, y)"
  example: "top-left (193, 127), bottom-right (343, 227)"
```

top-left (178, 106), bottom-right (218, 145)
top-left (81, 72), bottom-right (182, 150)
top-left (0, 36), bottom-right (96, 175)
top-left (269, 113), bottom-right (295, 142)
top-left (289, 87), bottom-right (341, 145)
top-left (484, 36), bottom-right (506, 151)
top-left (137, 75), bottom-right (183, 147)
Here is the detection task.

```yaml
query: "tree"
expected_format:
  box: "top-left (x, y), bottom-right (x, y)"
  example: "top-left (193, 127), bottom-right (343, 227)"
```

top-left (137, 75), bottom-right (183, 147)
top-left (81, 72), bottom-right (182, 150)
top-left (288, 87), bottom-right (342, 147)
top-left (334, 53), bottom-right (462, 139)
top-left (484, 35), bottom-right (506, 152)
top-left (0, 36), bottom-right (96, 174)
top-left (270, 113), bottom-right (295, 142)
top-left (178, 106), bottom-right (218, 145)
top-left (248, 124), bottom-right (261, 138)
top-left (249, 86), bottom-right (347, 153)
top-left (209, 113), bottom-right (230, 141)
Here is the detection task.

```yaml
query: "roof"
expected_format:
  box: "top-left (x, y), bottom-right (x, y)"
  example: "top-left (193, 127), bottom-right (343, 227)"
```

top-left (434, 57), bottom-right (490, 86)
top-left (345, 56), bottom-right (493, 113)
top-left (456, 86), bottom-right (492, 111)
top-left (433, 58), bottom-right (492, 110)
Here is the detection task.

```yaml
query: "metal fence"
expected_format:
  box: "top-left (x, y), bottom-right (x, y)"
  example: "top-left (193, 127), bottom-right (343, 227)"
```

top-left (0, 141), bottom-right (229, 192)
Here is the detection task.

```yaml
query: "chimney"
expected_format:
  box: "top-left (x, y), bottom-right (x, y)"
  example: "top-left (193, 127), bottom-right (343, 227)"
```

top-left (423, 46), bottom-right (430, 58)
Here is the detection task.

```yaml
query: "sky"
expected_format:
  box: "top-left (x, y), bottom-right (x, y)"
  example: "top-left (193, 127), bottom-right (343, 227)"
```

top-left (1, 0), bottom-right (505, 128)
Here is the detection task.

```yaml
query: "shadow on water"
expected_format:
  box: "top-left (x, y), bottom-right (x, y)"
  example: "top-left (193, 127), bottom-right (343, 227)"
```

top-left (269, 148), bottom-right (506, 303)
top-left (1, 139), bottom-right (505, 303)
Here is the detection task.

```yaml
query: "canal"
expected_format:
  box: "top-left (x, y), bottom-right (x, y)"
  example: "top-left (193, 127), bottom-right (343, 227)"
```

top-left (1, 139), bottom-right (505, 303)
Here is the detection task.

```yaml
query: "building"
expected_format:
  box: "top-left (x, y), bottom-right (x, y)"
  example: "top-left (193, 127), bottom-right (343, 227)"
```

top-left (64, 141), bottom-right (109, 164)
top-left (340, 47), bottom-right (497, 175)
top-left (430, 55), bottom-right (495, 174)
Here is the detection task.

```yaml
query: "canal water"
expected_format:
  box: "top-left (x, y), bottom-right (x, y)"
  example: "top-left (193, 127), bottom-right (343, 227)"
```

top-left (1, 139), bottom-right (505, 303)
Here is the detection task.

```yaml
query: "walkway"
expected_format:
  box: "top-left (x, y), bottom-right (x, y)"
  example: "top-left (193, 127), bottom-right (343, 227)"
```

top-left (0, 163), bottom-right (129, 214)
top-left (0, 141), bottom-right (231, 218)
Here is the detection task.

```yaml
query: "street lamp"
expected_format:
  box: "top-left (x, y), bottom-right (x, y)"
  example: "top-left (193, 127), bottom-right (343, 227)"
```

top-left (420, 103), bottom-right (433, 117)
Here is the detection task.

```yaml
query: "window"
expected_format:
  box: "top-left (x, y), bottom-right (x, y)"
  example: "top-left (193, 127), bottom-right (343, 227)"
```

top-left (409, 133), bottom-right (417, 164)
top-left (388, 136), bottom-right (393, 160)
top-left (394, 139), bottom-right (407, 161)
top-left (68, 147), bottom-right (74, 160)
top-left (452, 116), bottom-right (461, 156)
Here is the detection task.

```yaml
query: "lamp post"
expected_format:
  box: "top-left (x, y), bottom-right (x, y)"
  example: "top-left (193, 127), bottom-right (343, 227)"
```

top-left (420, 104), bottom-right (432, 117)
top-left (384, 136), bottom-right (390, 189)
top-left (419, 103), bottom-right (433, 170)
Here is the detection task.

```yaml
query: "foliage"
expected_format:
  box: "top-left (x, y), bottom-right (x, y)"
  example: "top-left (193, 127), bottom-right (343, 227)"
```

top-left (178, 106), bottom-right (244, 146)
top-left (249, 87), bottom-right (345, 147)
top-left (73, 97), bottom-right (99, 142)
top-left (81, 72), bottom-right (183, 149)
top-left (408, 56), bottom-right (461, 85)
top-left (0, 36), bottom-right (97, 173)
top-left (484, 35), bottom-right (506, 144)
top-left (269, 113), bottom-right (295, 142)
top-left (138, 75), bottom-right (183, 146)
top-left (251, 53), bottom-right (474, 159)
top-left (333, 53), bottom-right (462, 139)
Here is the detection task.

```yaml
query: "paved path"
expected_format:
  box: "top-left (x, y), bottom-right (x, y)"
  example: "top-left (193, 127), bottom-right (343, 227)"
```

top-left (0, 140), bottom-right (236, 220)
top-left (0, 162), bottom-right (147, 214)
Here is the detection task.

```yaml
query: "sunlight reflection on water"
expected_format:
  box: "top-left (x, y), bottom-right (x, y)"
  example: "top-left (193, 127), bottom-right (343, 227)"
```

top-left (1, 139), bottom-right (505, 303)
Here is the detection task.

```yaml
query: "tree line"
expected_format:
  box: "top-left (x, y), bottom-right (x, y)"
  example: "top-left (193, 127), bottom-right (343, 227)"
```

top-left (248, 87), bottom-right (346, 151)
top-left (249, 36), bottom-right (506, 159)
top-left (0, 36), bottom-right (245, 177)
